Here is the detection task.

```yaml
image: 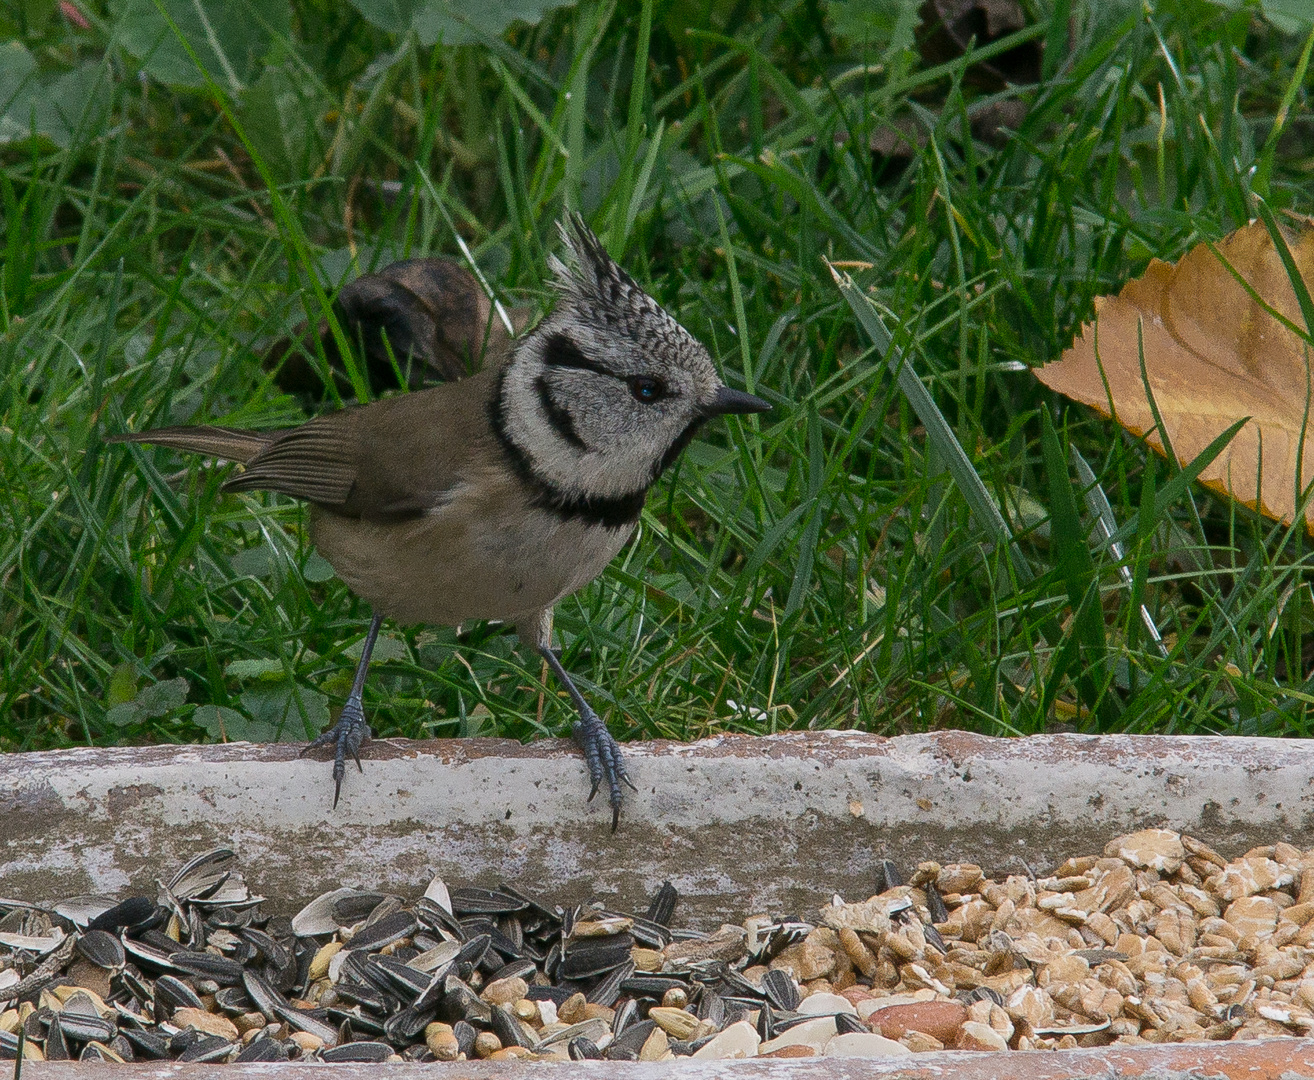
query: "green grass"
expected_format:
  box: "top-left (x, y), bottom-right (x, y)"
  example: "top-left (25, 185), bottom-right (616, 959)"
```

top-left (3, 0), bottom-right (1314, 760)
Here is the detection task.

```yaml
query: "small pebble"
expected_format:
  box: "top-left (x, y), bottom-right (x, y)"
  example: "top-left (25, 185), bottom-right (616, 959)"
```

top-left (425, 1022), bottom-right (459, 1061)
top-left (308, 942), bottom-right (342, 982)
top-left (758, 1016), bottom-right (836, 1055)
top-left (557, 992), bottom-right (587, 1025)
top-left (288, 1031), bottom-right (323, 1053)
top-left (761, 1043), bottom-right (817, 1058)
top-left (172, 1008), bottom-right (238, 1041)
top-left (691, 1020), bottom-right (760, 1060)
top-left (826, 1032), bottom-right (912, 1058)
top-left (957, 1021), bottom-right (1009, 1052)
top-left (481, 975), bottom-right (528, 1006)
top-left (649, 1006), bottom-right (700, 1040)
top-left (474, 1031), bottom-right (502, 1058)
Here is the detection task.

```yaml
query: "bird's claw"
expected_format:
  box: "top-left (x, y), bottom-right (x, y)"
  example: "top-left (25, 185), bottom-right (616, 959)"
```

top-left (303, 696), bottom-right (371, 808)
top-left (572, 708), bottom-right (634, 832)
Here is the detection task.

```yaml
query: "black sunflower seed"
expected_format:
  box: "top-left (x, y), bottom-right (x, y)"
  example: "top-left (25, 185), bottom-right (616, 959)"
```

top-left (234, 1037), bottom-right (288, 1063)
top-left (321, 1041), bottom-right (394, 1062)
top-left (836, 1012), bottom-right (870, 1035)
top-left (762, 968), bottom-right (800, 1011)
top-left (644, 882), bottom-right (678, 927)
top-left (88, 897), bottom-right (157, 933)
top-left (177, 1036), bottom-right (234, 1063)
top-left (58, 1013), bottom-right (116, 1044)
top-left (568, 1035), bottom-right (602, 1060)
top-left (452, 1020), bottom-right (476, 1058)
top-left (153, 975), bottom-right (204, 1011)
top-left (876, 858), bottom-right (903, 892)
top-left (490, 1004), bottom-right (535, 1049)
top-left (925, 880), bottom-right (949, 924)
top-left (560, 934), bottom-right (634, 979)
top-left (448, 887), bottom-right (528, 915)
top-left (170, 952), bottom-right (244, 986)
top-left (606, 1018), bottom-right (655, 1058)
top-left (347, 911), bottom-right (418, 953)
top-left (75, 929), bottom-right (126, 969)
top-left (119, 1028), bottom-right (170, 1060)
top-left (586, 960), bottom-right (634, 1007)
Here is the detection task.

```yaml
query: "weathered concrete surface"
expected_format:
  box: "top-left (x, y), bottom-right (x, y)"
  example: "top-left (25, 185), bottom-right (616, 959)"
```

top-left (2, 731), bottom-right (1313, 925)
top-left (15, 1037), bottom-right (1314, 1077)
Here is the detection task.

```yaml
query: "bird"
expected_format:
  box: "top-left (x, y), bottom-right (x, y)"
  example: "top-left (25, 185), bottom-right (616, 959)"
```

top-left (110, 213), bottom-right (772, 830)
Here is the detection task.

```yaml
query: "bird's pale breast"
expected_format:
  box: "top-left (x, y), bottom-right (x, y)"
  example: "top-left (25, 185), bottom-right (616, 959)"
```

top-left (308, 466), bottom-right (635, 628)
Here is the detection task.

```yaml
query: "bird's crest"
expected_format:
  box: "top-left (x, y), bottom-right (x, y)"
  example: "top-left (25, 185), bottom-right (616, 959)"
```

top-left (548, 211), bottom-right (646, 312)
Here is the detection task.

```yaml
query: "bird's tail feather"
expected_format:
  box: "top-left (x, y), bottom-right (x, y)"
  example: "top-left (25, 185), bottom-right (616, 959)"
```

top-left (106, 425), bottom-right (273, 464)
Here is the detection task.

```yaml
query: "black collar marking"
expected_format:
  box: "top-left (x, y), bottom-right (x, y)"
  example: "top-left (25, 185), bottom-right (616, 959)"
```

top-left (534, 375), bottom-right (587, 451)
top-left (489, 369), bottom-right (648, 530)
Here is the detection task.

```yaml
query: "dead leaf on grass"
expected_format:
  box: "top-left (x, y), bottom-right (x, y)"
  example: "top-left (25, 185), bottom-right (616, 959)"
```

top-left (1035, 218), bottom-right (1314, 527)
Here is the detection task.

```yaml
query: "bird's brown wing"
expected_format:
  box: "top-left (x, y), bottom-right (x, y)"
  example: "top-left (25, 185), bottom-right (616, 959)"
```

top-left (226, 371), bottom-right (495, 521)
top-left (114, 369), bottom-right (495, 521)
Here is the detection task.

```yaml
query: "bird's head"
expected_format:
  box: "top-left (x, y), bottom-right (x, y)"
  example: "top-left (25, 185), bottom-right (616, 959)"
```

top-left (494, 213), bottom-right (769, 513)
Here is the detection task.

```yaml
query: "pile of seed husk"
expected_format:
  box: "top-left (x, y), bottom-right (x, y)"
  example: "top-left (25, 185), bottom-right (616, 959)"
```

top-left (3, 830), bottom-right (1314, 1064)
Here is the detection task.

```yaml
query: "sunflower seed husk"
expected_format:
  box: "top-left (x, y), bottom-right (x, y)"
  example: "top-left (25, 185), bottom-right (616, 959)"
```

top-left (365, 955), bottom-right (429, 1000)
top-left (762, 968), bottom-right (801, 1011)
top-left (120, 938), bottom-right (180, 974)
top-left (448, 888), bottom-right (528, 916)
top-left (54, 896), bottom-right (118, 929)
top-left (234, 1037), bottom-right (288, 1063)
top-left (153, 975), bottom-right (204, 1011)
top-left (119, 1028), bottom-right (170, 1059)
top-left (321, 1040), bottom-right (393, 1062)
top-left (346, 910), bottom-right (417, 952)
top-left (835, 1012), bottom-right (869, 1035)
top-left (177, 1035), bottom-right (234, 1063)
top-left (75, 930), bottom-right (125, 970)
top-left (79, 1040), bottom-right (125, 1062)
top-left (87, 897), bottom-right (157, 934)
top-left (170, 951), bottom-right (243, 986)
top-left (326, 1006), bottom-right (386, 1036)
top-left (383, 1002), bottom-right (435, 1043)
top-left (568, 1035), bottom-right (602, 1060)
top-left (241, 970), bottom-right (287, 1021)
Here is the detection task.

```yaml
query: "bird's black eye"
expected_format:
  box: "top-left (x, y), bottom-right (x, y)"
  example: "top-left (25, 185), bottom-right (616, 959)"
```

top-left (628, 375), bottom-right (665, 403)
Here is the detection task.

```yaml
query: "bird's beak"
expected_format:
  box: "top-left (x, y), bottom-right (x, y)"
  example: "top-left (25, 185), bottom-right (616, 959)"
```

top-left (702, 385), bottom-right (772, 417)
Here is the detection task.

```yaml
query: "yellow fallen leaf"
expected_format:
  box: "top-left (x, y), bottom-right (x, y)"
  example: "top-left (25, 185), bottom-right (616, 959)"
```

top-left (1036, 218), bottom-right (1314, 526)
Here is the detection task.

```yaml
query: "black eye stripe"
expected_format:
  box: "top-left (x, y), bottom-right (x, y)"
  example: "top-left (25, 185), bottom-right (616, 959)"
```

top-left (544, 333), bottom-right (666, 402)
top-left (544, 333), bottom-right (609, 376)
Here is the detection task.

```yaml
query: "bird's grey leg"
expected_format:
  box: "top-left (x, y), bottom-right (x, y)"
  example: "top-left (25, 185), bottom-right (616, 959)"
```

top-left (538, 644), bottom-right (637, 832)
top-left (303, 611), bottom-right (382, 807)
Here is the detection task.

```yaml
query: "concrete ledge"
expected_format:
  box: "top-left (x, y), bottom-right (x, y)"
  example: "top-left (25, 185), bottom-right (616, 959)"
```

top-left (14, 1037), bottom-right (1314, 1077)
top-left (3, 731), bottom-right (1313, 922)
top-left (4, 730), bottom-right (1314, 1076)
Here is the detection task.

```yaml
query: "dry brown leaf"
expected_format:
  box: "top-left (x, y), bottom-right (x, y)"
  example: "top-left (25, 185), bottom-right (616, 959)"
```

top-left (1035, 219), bottom-right (1314, 526)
